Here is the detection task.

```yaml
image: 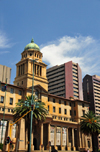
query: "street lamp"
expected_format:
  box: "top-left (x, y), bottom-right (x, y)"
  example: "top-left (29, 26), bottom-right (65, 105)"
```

top-left (29, 58), bottom-right (38, 152)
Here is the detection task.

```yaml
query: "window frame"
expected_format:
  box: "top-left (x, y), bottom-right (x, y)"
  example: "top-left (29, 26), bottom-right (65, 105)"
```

top-left (10, 88), bottom-right (14, 94)
top-left (1, 96), bottom-right (4, 103)
top-left (19, 90), bottom-right (22, 95)
top-left (53, 98), bottom-right (55, 103)
top-left (9, 98), bottom-right (13, 105)
top-left (53, 106), bottom-right (55, 112)
top-left (59, 108), bottom-right (61, 114)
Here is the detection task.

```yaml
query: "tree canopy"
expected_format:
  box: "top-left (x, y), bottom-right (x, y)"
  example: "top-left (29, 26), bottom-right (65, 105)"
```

top-left (13, 95), bottom-right (48, 123)
top-left (80, 111), bottom-right (100, 135)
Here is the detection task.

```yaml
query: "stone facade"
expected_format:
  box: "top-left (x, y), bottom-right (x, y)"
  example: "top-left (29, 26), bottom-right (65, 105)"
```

top-left (0, 39), bottom-right (92, 151)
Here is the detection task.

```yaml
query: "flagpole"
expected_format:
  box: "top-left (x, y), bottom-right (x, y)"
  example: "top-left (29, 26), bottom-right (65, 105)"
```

top-left (1, 78), bottom-right (7, 143)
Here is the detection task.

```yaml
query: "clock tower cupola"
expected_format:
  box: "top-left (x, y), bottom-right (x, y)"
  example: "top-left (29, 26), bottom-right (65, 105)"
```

top-left (14, 39), bottom-right (48, 91)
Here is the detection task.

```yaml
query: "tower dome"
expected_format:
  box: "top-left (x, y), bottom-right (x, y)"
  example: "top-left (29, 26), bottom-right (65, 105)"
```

top-left (24, 38), bottom-right (40, 51)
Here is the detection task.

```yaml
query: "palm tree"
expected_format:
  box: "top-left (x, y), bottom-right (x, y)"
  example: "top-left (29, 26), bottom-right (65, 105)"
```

top-left (80, 111), bottom-right (100, 135)
top-left (13, 95), bottom-right (48, 152)
top-left (13, 95), bottom-right (48, 123)
top-left (80, 111), bottom-right (100, 152)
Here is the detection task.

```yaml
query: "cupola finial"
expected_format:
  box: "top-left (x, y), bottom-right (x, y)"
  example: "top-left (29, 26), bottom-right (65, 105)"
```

top-left (31, 38), bottom-right (34, 43)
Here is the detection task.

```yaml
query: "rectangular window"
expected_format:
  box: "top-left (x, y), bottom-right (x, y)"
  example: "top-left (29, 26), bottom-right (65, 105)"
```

top-left (1, 96), bottom-right (4, 103)
top-left (48, 105), bottom-right (49, 111)
top-left (64, 101), bottom-right (66, 105)
top-left (19, 90), bottom-right (22, 95)
top-left (35, 64), bottom-right (36, 75)
top-left (53, 98), bottom-right (55, 103)
top-left (74, 110), bottom-right (76, 116)
top-left (21, 65), bottom-right (22, 75)
top-left (10, 88), bottom-right (14, 94)
top-left (59, 100), bottom-right (61, 104)
top-left (48, 97), bottom-right (49, 101)
top-left (18, 99), bottom-right (21, 103)
top-left (8, 109), bottom-right (10, 112)
top-left (59, 108), bottom-right (61, 114)
top-left (2, 108), bottom-right (4, 111)
top-left (64, 109), bottom-right (67, 114)
top-left (53, 106), bottom-right (55, 112)
top-left (82, 103), bottom-right (84, 107)
top-left (83, 110), bottom-right (85, 116)
top-left (10, 98), bottom-right (13, 105)
top-left (37, 65), bottom-right (39, 76)
top-left (69, 102), bottom-right (71, 106)
top-left (2, 86), bottom-right (5, 92)
top-left (11, 109), bottom-right (13, 113)
top-left (87, 82), bottom-right (89, 93)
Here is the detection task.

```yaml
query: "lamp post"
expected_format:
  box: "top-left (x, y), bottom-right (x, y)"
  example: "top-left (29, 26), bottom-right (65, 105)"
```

top-left (29, 58), bottom-right (38, 152)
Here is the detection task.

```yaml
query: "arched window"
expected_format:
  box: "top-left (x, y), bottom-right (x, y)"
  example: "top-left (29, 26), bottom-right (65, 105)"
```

top-left (30, 53), bottom-right (32, 56)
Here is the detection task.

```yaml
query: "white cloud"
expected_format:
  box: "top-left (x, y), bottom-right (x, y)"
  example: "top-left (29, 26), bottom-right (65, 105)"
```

top-left (0, 31), bottom-right (11, 49)
top-left (40, 35), bottom-right (100, 77)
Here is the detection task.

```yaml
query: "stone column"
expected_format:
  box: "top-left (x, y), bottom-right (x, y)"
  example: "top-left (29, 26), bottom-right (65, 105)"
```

top-left (36, 65), bottom-right (38, 75)
top-left (31, 132), bottom-right (34, 151)
top-left (46, 123), bottom-right (51, 150)
top-left (25, 129), bottom-right (28, 151)
top-left (17, 66), bottom-right (18, 76)
top-left (84, 135), bottom-right (88, 149)
top-left (20, 65), bottom-right (22, 75)
top-left (82, 133), bottom-right (85, 148)
top-left (72, 128), bottom-right (76, 151)
top-left (18, 118), bottom-right (25, 151)
top-left (24, 63), bottom-right (27, 74)
top-left (61, 127), bottom-right (65, 150)
top-left (48, 123), bottom-right (50, 143)
top-left (66, 127), bottom-right (70, 150)
top-left (38, 66), bottom-right (40, 76)
top-left (90, 134), bottom-right (92, 151)
top-left (78, 128), bottom-right (82, 150)
top-left (54, 126), bottom-right (57, 150)
top-left (39, 123), bottom-right (44, 150)
top-left (40, 66), bottom-right (42, 76)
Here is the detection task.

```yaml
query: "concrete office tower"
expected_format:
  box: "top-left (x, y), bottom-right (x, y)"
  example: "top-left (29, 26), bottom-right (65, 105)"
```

top-left (47, 61), bottom-right (83, 100)
top-left (83, 74), bottom-right (100, 149)
top-left (0, 64), bottom-right (11, 83)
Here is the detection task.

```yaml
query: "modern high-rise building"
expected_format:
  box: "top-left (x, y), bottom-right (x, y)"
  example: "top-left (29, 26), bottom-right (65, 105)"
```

top-left (0, 64), bottom-right (11, 84)
top-left (83, 74), bottom-right (100, 149)
top-left (47, 61), bottom-right (83, 100)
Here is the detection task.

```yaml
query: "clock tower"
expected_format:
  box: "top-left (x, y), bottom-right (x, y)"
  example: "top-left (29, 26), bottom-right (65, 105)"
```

top-left (14, 39), bottom-right (48, 92)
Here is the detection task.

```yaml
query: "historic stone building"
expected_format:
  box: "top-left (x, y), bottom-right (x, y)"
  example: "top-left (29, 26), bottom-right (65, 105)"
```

top-left (0, 39), bottom-right (92, 152)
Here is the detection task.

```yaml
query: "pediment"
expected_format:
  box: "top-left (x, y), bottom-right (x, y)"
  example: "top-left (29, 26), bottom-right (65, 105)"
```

top-left (28, 84), bottom-right (48, 94)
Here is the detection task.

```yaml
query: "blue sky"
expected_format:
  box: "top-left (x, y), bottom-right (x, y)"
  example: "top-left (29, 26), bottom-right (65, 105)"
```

top-left (0, 0), bottom-right (100, 84)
